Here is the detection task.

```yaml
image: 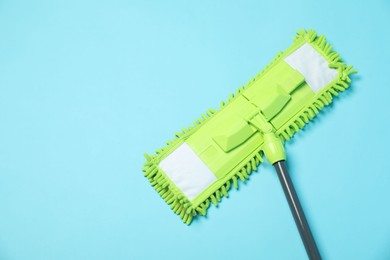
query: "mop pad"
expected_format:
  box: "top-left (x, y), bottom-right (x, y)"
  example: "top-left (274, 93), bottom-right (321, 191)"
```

top-left (143, 29), bottom-right (356, 225)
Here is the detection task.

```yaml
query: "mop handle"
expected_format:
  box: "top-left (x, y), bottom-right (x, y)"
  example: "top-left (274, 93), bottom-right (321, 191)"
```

top-left (274, 161), bottom-right (322, 260)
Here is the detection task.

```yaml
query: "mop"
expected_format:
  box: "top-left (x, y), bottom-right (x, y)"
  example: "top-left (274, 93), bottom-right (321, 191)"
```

top-left (143, 29), bottom-right (356, 259)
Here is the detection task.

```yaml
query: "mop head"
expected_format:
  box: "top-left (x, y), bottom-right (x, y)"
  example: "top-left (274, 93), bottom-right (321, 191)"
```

top-left (143, 29), bottom-right (356, 224)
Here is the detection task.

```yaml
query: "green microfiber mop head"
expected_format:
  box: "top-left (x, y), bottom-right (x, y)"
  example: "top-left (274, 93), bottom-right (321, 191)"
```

top-left (142, 29), bottom-right (356, 225)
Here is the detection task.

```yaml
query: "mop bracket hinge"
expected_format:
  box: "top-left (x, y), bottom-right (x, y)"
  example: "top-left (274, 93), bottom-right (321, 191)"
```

top-left (247, 111), bottom-right (286, 165)
top-left (247, 111), bottom-right (273, 133)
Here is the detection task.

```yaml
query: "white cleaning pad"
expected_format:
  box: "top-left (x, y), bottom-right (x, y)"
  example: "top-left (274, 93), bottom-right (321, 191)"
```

top-left (284, 43), bottom-right (338, 93)
top-left (159, 143), bottom-right (217, 201)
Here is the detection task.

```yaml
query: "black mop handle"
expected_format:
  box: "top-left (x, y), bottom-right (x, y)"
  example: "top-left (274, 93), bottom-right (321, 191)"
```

top-left (273, 161), bottom-right (322, 260)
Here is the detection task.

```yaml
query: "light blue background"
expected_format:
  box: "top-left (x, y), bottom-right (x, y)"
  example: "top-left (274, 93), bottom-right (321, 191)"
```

top-left (0, 1), bottom-right (389, 259)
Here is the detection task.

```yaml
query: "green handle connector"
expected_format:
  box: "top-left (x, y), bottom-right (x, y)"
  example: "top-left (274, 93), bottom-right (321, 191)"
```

top-left (248, 111), bottom-right (286, 165)
top-left (262, 131), bottom-right (286, 165)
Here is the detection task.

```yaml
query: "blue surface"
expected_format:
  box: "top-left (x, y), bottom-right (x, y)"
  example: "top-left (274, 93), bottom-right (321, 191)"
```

top-left (0, 1), bottom-right (389, 259)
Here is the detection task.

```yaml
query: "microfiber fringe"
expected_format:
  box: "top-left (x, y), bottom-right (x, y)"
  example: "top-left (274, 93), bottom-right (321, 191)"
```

top-left (277, 29), bottom-right (357, 141)
top-left (143, 146), bottom-right (264, 225)
top-left (143, 158), bottom-right (194, 225)
top-left (194, 149), bottom-right (264, 215)
top-left (142, 108), bottom-right (218, 225)
top-left (143, 29), bottom-right (356, 224)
